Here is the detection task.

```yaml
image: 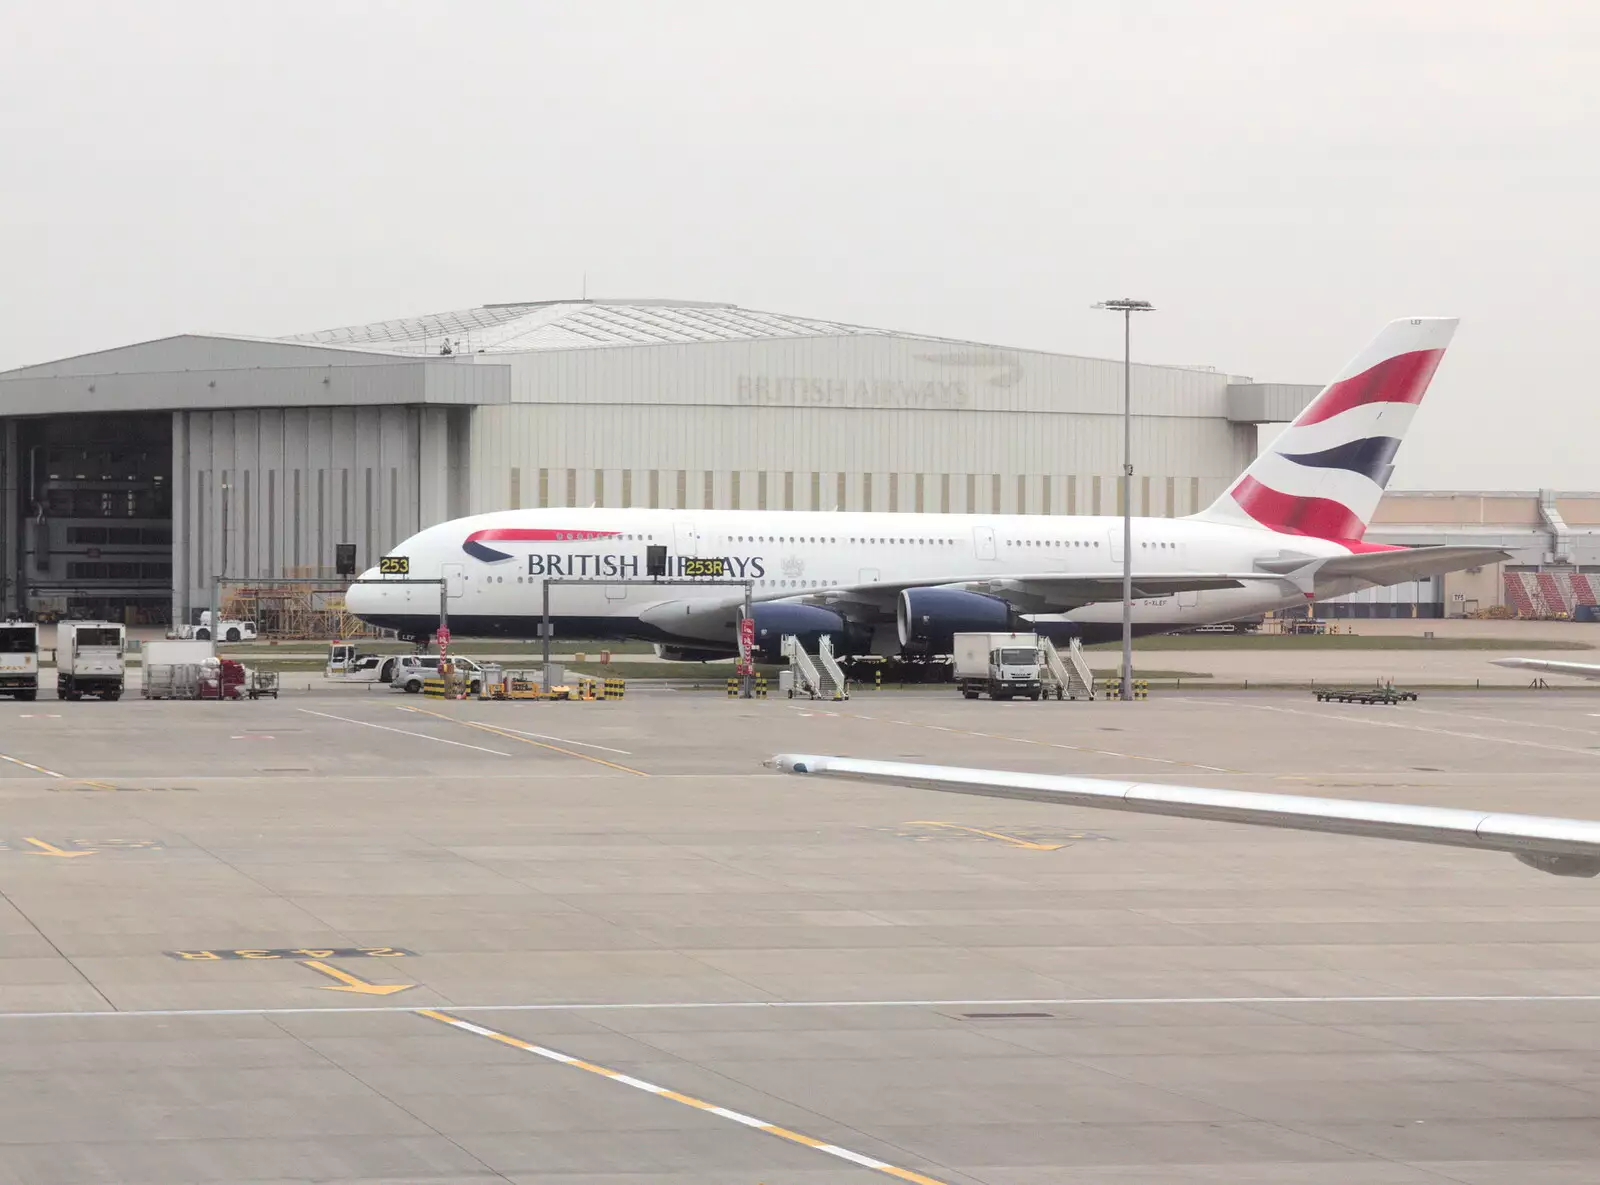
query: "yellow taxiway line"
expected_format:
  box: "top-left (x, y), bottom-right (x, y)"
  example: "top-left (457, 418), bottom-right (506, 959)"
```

top-left (904, 820), bottom-right (1064, 850)
top-left (406, 708), bottom-right (649, 776)
top-left (417, 1009), bottom-right (950, 1183)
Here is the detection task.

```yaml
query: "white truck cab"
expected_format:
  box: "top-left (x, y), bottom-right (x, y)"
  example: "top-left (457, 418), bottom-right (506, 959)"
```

top-left (56, 621), bottom-right (126, 701)
top-left (953, 631), bottom-right (1044, 701)
top-left (0, 620), bottom-right (40, 701)
top-left (326, 643), bottom-right (398, 684)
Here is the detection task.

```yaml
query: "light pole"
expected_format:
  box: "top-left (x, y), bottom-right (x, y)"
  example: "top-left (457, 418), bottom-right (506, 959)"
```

top-left (1092, 298), bottom-right (1154, 701)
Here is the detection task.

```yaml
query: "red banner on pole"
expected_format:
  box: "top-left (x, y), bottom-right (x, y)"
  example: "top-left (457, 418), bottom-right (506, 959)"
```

top-left (738, 617), bottom-right (755, 668)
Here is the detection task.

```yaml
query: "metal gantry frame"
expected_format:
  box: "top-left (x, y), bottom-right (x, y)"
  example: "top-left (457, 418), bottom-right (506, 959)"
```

top-left (541, 577), bottom-right (756, 697)
top-left (340, 576), bottom-right (450, 641)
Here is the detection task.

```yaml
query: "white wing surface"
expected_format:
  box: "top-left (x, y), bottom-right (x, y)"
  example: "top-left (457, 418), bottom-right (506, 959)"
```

top-left (1492, 658), bottom-right (1600, 681)
top-left (768, 754), bottom-right (1600, 878)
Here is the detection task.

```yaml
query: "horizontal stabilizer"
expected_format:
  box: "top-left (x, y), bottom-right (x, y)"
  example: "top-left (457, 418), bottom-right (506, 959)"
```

top-left (1256, 545), bottom-right (1509, 596)
top-left (769, 754), bottom-right (1600, 878)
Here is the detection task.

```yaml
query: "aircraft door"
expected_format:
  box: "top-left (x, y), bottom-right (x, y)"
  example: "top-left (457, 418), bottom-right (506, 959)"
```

top-left (1178, 590), bottom-right (1200, 609)
top-left (442, 563), bottom-right (465, 599)
top-left (1107, 530), bottom-right (1123, 564)
top-left (973, 526), bottom-right (997, 561)
top-left (673, 520), bottom-right (698, 560)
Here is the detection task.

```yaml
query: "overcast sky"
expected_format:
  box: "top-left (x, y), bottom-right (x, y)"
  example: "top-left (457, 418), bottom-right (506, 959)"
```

top-left (2, 2), bottom-right (1595, 489)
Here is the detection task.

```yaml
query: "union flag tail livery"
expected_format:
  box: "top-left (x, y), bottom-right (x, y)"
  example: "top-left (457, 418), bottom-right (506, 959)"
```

top-left (1193, 317), bottom-right (1457, 545)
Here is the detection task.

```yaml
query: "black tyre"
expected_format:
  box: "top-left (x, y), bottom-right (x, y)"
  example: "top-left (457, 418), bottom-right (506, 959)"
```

top-left (196, 627), bottom-right (210, 640)
top-left (962, 690), bottom-right (979, 700)
top-left (225, 627), bottom-right (241, 643)
top-left (469, 681), bottom-right (482, 696)
top-left (404, 680), bottom-right (421, 694)
top-left (103, 691), bottom-right (121, 702)
top-left (1030, 691), bottom-right (1042, 701)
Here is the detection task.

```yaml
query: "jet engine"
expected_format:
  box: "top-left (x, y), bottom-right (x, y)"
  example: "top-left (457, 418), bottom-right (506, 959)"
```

top-left (750, 603), bottom-right (867, 661)
top-left (896, 588), bottom-right (1019, 652)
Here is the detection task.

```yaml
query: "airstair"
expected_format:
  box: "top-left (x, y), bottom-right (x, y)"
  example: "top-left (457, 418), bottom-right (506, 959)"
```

top-left (780, 634), bottom-right (848, 700)
top-left (1041, 636), bottom-right (1095, 700)
top-left (817, 635), bottom-right (849, 700)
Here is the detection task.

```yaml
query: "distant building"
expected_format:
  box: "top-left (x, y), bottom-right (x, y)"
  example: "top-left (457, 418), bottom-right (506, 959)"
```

top-left (1349, 492), bottom-right (1600, 620)
top-left (0, 299), bottom-right (1316, 623)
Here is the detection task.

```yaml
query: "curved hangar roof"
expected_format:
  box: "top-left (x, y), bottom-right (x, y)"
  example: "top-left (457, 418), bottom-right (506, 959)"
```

top-left (0, 298), bottom-right (1314, 422)
top-left (283, 299), bottom-right (882, 355)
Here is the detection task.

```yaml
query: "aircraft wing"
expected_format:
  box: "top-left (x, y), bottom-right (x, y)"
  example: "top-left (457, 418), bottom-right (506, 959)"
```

top-left (804, 572), bottom-right (1262, 616)
top-left (768, 754), bottom-right (1600, 878)
top-left (1492, 657), bottom-right (1600, 681)
top-left (1255, 546), bottom-right (1510, 598)
top-left (641, 571), bottom-right (1266, 623)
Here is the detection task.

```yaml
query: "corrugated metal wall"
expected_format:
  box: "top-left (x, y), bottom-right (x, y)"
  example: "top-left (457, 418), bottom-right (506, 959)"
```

top-left (173, 406), bottom-right (467, 617)
top-left (467, 335), bottom-right (1255, 517)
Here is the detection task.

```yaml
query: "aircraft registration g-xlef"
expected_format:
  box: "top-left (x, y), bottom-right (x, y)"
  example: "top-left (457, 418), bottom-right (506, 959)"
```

top-left (345, 317), bottom-right (1507, 659)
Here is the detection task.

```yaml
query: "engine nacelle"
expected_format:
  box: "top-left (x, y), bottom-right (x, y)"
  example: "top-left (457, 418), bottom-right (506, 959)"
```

top-left (896, 588), bottom-right (1019, 652)
top-left (751, 603), bottom-right (864, 662)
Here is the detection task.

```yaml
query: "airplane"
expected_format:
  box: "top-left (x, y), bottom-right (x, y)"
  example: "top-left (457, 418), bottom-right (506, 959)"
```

top-left (345, 317), bottom-right (1507, 660)
top-left (1492, 657), bottom-right (1600, 681)
top-left (767, 754), bottom-right (1600, 878)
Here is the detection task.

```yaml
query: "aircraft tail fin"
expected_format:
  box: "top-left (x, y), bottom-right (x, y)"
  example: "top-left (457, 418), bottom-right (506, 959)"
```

top-left (1191, 317), bottom-right (1458, 543)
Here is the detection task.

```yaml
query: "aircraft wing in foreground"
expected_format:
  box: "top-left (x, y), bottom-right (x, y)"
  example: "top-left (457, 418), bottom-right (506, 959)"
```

top-left (1492, 657), bottom-right (1600, 681)
top-left (768, 754), bottom-right (1600, 878)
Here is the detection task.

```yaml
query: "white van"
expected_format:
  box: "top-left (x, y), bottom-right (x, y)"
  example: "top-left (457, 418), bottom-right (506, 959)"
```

top-left (389, 654), bottom-right (486, 695)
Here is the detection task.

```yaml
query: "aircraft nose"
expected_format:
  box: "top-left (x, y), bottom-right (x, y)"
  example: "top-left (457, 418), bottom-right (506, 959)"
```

top-left (345, 568), bottom-right (381, 617)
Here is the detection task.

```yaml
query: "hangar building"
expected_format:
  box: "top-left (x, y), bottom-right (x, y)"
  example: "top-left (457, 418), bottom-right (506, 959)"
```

top-left (0, 299), bottom-right (1319, 625)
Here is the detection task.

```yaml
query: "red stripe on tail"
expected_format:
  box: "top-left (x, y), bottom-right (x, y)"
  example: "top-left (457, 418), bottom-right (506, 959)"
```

top-left (1229, 476), bottom-right (1368, 543)
top-left (1296, 348), bottom-right (1445, 426)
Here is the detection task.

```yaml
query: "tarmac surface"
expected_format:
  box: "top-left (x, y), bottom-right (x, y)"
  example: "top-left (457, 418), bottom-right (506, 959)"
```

top-left (4, 688), bottom-right (1600, 1182)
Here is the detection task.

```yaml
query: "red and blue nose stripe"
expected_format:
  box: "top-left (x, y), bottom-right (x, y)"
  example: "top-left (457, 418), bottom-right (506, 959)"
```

top-left (463, 528), bottom-right (619, 563)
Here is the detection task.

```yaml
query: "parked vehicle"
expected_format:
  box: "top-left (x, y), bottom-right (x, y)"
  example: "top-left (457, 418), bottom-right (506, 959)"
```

top-left (142, 639), bottom-right (215, 667)
top-left (0, 620), bottom-right (39, 701)
top-left (389, 654), bottom-right (486, 695)
top-left (170, 611), bottom-right (257, 643)
top-left (56, 621), bottom-right (126, 701)
top-left (953, 632), bottom-right (1043, 701)
top-left (326, 642), bottom-right (398, 684)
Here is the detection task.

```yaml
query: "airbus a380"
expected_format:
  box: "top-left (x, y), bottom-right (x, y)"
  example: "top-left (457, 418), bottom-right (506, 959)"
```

top-left (346, 317), bottom-right (1505, 659)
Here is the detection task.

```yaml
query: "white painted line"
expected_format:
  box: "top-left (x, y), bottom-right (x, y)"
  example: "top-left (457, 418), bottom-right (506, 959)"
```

top-left (469, 723), bottom-right (632, 754)
top-left (1234, 701), bottom-right (1600, 760)
top-left (6, 993), bottom-right (1600, 1022)
top-left (1408, 705), bottom-right (1600, 737)
top-left (798, 704), bottom-right (1242, 773)
top-left (417, 1008), bottom-right (953, 1184)
top-left (295, 708), bottom-right (511, 756)
top-left (0, 752), bottom-right (65, 778)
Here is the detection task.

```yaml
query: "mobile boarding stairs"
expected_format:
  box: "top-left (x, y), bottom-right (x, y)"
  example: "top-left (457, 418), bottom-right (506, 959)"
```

top-left (779, 634), bottom-right (1095, 702)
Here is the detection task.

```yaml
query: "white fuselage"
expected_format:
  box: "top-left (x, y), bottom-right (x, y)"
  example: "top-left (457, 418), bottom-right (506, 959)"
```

top-left (347, 507), bottom-right (1345, 653)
